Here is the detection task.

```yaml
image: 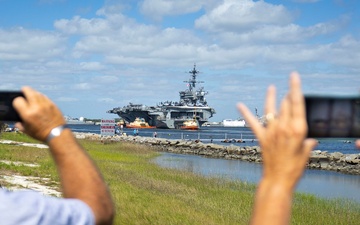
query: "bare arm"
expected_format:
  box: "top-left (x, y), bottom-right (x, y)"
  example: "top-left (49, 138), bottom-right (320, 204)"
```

top-left (238, 73), bottom-right (317, 225)
top-left (13, 87), bottom-right (114, 225)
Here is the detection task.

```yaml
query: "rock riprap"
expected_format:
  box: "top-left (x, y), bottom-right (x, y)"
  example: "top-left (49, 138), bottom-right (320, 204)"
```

top-left (74, 133), bottom-right (360, 175)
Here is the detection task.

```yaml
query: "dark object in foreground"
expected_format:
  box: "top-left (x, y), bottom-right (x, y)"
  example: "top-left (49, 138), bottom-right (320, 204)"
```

top-left (305, 95), bottom-right (360, 138)
top-left (0, 91), bottom-right (24, 122)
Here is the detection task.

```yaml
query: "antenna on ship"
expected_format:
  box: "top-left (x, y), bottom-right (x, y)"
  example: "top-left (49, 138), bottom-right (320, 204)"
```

top-left (185, 63), bottom-right (203, 91)
top-left (255, 108), bottom-right (258, 118)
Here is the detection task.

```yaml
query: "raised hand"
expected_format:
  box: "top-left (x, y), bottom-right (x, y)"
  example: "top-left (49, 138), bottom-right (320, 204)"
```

top-left (12, 86), bottom-right (65, 142)
top-left (238, 72), bottom-right (317, 225)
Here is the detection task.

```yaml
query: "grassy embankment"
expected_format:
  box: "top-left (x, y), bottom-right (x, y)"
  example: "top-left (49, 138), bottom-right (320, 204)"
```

top-left (1, 132), bottom-right (359, 224)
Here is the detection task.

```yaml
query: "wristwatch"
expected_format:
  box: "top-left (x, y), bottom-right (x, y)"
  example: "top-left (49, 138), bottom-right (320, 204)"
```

top-left (46, 125), bottom-right (68, 143)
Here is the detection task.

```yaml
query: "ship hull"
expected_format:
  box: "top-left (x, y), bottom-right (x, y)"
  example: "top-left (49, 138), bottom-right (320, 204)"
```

top-left (126, 125), bottom-right (156, 129)
top-left (222, 119), bottom-right (246, 127)
top-left (112, 106), bottom-right (213, 129)
top-left (66, 121), bottom-right (95, 125)
top-left (180, 125), bottom-right (199, 130)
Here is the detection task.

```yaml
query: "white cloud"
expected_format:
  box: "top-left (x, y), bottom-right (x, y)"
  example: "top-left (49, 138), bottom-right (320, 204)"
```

top-left (211, 20), bottom-right (343, 48)
top-left (54, 16), bottom-right (111, 35)
top-left (79, 61), bottom-right (106, 71)
top-left (72, 83), bottom-right (92, 90)
top-left (0, 84), bottom-right (18, 90)
top-left (324, 35), bottom-right (360, 69)
top-left (139, 0), bottom-right (213, 21)
top-left (292, 0), bottom-right (320, 3)
top-left (0, 28), bottom-right (66, 61)
top-left (57, 97), bottom-right (78, 102)
top-left (50, 1), bottom-right (351, 74)
top-left (195, 0), bottom-right (293, 33)
top-left (66, 14), bottom-right (202, 65)
top-left (38, 0), bottom-right (66, 4)
top-left (91, 75), bottom-right (119, 84)
top-left (97, 98), bottom-right (116, 103)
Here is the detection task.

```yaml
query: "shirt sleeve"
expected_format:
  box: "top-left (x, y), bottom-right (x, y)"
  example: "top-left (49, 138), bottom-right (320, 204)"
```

top-left (0, 188), bottom-right (95, 225)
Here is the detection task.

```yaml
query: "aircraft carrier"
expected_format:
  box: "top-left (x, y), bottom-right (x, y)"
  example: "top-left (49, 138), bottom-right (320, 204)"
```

top-left (107, 65), bottom-right (216, 129)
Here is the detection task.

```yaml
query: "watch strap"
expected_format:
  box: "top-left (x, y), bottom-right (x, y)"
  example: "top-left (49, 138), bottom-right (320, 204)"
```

top-left (46, 125), bottom-right (68, 143)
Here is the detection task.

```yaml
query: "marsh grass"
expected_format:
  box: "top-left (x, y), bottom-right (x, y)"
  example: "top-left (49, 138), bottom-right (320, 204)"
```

top-left (1, 133), bottom-right (360, 224)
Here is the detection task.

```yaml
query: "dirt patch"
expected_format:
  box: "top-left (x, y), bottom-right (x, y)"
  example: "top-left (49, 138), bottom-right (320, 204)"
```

top-left (0, 140), bottom-right (48, 149)
top-left (0, 140), bottom-right (60, 197)
top-left (1, 174), bottom-right (61, 197)
top-left (0, 160), bottom-right (40, 167)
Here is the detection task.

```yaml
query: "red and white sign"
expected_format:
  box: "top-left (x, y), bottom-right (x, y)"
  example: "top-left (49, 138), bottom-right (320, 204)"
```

top-left (101, 119), bottom-right (115, 136)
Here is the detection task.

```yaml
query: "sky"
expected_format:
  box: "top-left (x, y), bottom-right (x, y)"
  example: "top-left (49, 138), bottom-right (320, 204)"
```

top-left (0, 0), bottom-right (359, 121)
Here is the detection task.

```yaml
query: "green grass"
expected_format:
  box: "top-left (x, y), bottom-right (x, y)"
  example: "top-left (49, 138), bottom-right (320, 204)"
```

top-left (0, 133), bottom-right (59, 188)
top-left (1, 132), bottom-right (360, 224)
top-left (0, 132), bottom-right (41, 143)
top-left (80, 141), bottom-right (254, 224)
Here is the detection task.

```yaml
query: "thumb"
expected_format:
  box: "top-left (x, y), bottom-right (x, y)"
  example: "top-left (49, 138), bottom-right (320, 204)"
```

top-left (356, 140), bottom-right (360, 149)
top-left (14, 122), bottom-right (24, 132)
top-left (303, 138), bottom-right (318, 155)
top-left (12, 96), bottom-right (28, 118)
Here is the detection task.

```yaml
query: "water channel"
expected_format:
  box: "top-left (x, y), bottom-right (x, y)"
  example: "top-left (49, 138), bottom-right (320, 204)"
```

top-left (153, 152), bottom-right (360, 203)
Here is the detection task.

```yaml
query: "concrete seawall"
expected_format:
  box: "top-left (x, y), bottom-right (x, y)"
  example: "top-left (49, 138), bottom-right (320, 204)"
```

top-left (75, 133), bottom-right (360, 175)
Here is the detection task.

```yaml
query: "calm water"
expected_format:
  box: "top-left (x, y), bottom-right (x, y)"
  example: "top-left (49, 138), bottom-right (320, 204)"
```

top-left (153, 153), bottom-right (360, 203)
top-left (67, 124), bottom-right (360, 154)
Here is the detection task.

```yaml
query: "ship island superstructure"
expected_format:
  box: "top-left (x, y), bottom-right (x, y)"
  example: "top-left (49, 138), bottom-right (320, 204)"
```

top-left (107, 65), bottom-right (216, 129)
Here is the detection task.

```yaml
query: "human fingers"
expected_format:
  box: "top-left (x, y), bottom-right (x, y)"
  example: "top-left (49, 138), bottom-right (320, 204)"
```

top-left (237, 103), bottom-right (264, 138)
top-left (12, 95), bottom-right (28, 120)
top-left (303, 138), bottom-right (318, 154)
top-left (279, 94), bottom-right (290, 127)
top-left (14, 122), bottom-right (24, 132)
top-left (20, 86), bottom-right (43, 104)
top-left (289, 72), bottom-right (306, 123)
top-left (356, 140), bottom-right (360, 149)
top-left (265, 85), bottom-right (277, 115)
top-left (278, 138), bottom-right (317, 189)
top-left (14, 87), bottom-right (65, 142)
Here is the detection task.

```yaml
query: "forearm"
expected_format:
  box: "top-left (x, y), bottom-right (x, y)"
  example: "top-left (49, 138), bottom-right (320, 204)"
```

top-left (48, 129), bottom-right (114, 224)
top-left (250, 179), bottom-right (294, 225)
top-left (12, 87), bottom-right (113, 224)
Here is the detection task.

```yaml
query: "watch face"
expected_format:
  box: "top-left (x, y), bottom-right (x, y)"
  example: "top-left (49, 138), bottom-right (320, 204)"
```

top-left (46, 125), bottom-right (67, 143)
top-left (52, 127), bottom-right (62, 136)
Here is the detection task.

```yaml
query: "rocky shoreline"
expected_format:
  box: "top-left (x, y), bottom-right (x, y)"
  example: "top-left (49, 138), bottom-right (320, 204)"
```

top-left (75, 133), bottom-right (360, 175)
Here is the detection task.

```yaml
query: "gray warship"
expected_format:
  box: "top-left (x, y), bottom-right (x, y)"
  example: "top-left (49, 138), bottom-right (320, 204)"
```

top-left (107, 65), bottom-right (216, 129)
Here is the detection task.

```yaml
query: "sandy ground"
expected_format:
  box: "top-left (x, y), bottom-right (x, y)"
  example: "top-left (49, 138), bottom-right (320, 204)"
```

top-left (0, 140), bottom-right (61, 197)
top-left (0, 140), bottom-right (48, 149)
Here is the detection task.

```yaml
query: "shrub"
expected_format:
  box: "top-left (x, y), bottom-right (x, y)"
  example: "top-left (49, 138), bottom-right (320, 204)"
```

top-left (0, 122), bottom-right (7, 133)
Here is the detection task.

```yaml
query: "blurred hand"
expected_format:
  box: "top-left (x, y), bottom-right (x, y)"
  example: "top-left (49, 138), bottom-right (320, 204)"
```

top-left (12, 86), bottom-right (66, 142)
top-left (356, 140), bottom-right (360, 149)
top-left (237, 72), bottom-right (317, 189)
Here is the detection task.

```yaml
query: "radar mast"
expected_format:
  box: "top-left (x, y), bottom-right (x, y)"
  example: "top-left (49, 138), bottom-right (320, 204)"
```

top-left (184, 64), bottom-right (204, 92)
